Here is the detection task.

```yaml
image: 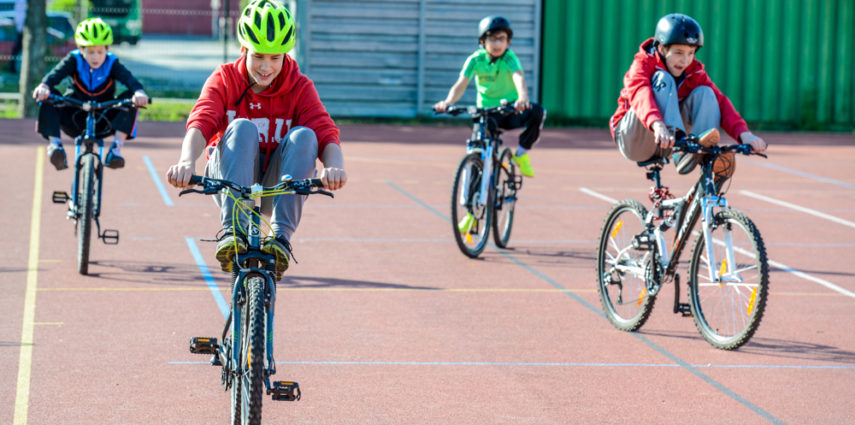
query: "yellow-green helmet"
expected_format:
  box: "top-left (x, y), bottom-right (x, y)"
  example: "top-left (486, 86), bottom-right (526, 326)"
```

top-left (75, 17), bottom-right (113, 47)
top-left (237, 0), bottom-right (296, 54)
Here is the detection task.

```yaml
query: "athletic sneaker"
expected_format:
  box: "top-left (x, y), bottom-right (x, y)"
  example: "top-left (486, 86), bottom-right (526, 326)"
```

top-left (47, 142), bottom-right (68, 170)
top-left (215, 229), bottom-right (247, 272)
top-left (105, 143), bottom-right (125, 169)
top-left (673, 128), bottom-right (720, 175)
top-left (512, 153), bottom-right (535, 177)
top-left (457, 212), bottom-right (474, 234)
top-left (261, 235), bottom-right (292, 281)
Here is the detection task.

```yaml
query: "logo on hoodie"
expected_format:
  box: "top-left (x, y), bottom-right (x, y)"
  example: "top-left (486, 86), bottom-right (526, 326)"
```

top-left (249, 102), bottom-right (261, 110)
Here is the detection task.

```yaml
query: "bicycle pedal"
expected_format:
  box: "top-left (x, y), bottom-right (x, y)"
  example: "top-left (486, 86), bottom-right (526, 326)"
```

top-left (189, 337), bottom-right (218, 355)
top-left (677, 303), bottom-right (692, 317)
top-left (270, 381), bottom-right (301, 401)
top-left (52, 191), bottom-right (69, 204)
top-left (101, 229), bottom-right (120, 245)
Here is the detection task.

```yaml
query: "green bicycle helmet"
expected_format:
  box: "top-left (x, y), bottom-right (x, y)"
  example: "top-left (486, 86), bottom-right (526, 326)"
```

top-left (237, 0), bottom-right (296, 54)
top-left (75, 17), bottom-right (113, 47)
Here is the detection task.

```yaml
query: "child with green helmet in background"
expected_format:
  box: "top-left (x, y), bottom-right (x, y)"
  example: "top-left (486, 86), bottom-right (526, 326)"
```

top-left (33, 17), bottom-right (149, 171)
top-left (166, 0), bottom-right (346, 281)
top-left (434, 15), bottom-right (545, 178)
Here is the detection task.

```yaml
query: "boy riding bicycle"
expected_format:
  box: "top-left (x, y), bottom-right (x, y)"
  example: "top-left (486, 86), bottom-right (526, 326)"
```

top-left (433, 15), bottom-right (545, 178)
top-left (165, 0), bottom-right (347, 281)
top-left (609, 13), bottom-right (767, 181)
top-left (33, 17), bottom-right (149, 171)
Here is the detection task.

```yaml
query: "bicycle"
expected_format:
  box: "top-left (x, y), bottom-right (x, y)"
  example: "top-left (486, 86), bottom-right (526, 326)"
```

top-left (438, 104), bottom-right (523, 258)
top-left (183, 174), bottom-right (332, 425)
top-left (595, 134), bottom-right (769, 350)
top-left (46, 94), bottom-right (145, 275)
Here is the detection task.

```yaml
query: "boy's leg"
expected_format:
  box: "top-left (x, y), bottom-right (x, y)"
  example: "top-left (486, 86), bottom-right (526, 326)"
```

top-left (675, 86), bottom-right (732, 177)
top-left (103, 90), bottom-right (138, 169)
top-left (37, 89), bottom-right (73, 170)
top-left (498, 103), bottom-right (545, 177)
top-left (205, 119), bottom-right (260, 271)
top-left (259, 126), bottom-right (319, 279)
top-left (615, 71), bottom-right (684, 162)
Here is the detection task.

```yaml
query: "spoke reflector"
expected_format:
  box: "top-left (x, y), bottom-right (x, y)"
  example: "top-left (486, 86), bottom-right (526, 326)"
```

top-left (612, 221), bottom-right (623, 238)
top-left (747, 287), bottom-right (757, 315)
top-left (466, 233), bottom-right (472, 244)
top-left (719, 259), bottom-right (728, 278)
top-left (637, 287), bottom-right (647, 306)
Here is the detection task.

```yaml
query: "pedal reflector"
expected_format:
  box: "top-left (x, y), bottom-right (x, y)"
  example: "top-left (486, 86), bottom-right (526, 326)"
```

top-left (189, 337), bottom-right (218, 354)
top-left (270, 381), bottom-right (301, 401)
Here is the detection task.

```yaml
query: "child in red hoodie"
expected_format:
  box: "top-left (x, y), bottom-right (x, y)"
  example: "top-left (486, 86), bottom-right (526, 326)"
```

top-left (610, 13), bottom-right (767, 178)
top-left (166, 0), bottom-right (346, 280)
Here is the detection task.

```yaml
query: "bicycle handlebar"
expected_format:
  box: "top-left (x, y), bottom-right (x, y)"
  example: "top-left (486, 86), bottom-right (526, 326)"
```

top-left (45, 94), bottom-right (152, 111)
top-left (435, 103), bottom-right (517, 118)
top-left (673, 138), bottom-right (767, 158)
top-left (179, 175), bottom-right (334, 199)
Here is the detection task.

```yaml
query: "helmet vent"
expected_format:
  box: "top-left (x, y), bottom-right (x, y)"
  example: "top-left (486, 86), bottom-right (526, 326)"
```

top-left (281, 27), bottom-right (293, 46)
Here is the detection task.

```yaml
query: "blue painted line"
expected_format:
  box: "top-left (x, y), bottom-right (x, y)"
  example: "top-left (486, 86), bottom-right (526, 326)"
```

top-left (387, 180), bottom-right (785, 425)
top-left (748, 159), bottom-right (855, 190)
top-left (185, 237), bottom-right (229, 319)
top-left (143, 155), bottom-right (174, 206)
top-left (167, 360), bottom-right (855, 370)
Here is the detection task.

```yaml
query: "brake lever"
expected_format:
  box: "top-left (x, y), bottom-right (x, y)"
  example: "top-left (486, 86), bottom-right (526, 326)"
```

top-left (179, 188), bottom-right (206, 197)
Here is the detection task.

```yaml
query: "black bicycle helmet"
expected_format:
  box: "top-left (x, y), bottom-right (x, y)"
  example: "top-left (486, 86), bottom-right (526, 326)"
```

top-left (654, 13), bottom-right (703, 49)
top-left (478, 16), bottom-right (513, 40)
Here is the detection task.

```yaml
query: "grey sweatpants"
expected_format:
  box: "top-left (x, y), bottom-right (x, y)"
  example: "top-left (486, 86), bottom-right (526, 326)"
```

top-left (615, 70), bottom-right (721, 162)
top-left (205, 118), bottom-right (318, 241)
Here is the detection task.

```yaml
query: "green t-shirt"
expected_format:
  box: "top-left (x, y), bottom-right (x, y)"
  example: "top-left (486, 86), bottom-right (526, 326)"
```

top-left (461, 48), bottom-right (523, 108)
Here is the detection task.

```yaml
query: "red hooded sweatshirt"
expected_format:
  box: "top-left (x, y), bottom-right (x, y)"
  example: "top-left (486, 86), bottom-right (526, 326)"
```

top-left (187, 54), bottom-right (340, 170)
top-left (610, 38), bottom-right (749, 142)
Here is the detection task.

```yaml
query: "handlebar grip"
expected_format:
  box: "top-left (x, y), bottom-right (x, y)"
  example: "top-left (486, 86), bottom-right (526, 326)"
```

top-left (309, 178), bottom-right (324, 188)
top-left (189, 175), bottom-right (204, 185)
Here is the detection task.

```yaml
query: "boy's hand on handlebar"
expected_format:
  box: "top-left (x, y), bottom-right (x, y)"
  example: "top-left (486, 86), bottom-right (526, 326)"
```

top-left (652, 121), bottom-right (674, 149)
top-left (132, 90), bottom-right (149, 107)
top-left (433, 100), bottom-right (450, 113)
top-left (740, 131), bottom-right (767, 153)
top-left (514, 95), bottom-right (530, 112)
top-left (33, 84), bottom-right (50, 102)
top-left (166, 161), bottom-right (196, 188)
top-left (319, 167), bottom-right (347, 191)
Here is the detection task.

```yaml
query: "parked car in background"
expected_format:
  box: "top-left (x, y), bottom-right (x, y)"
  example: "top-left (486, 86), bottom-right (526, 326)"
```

top-left (0, 11), bottom-right (76, 70)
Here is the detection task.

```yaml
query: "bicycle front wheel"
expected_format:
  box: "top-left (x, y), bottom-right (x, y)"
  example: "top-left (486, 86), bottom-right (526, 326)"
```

top-left (595, 200), bottom-right (657, 331)
top-left (77, 154), bottom-right (96, 275)
top-left (492, 147), bottom-right (517, 248)
top-left (239, 276), bottom-right (266, 424)
top-left (688, 209), bottom-right (768, 350)
top-left (451, 152), bottom-right (492, 258)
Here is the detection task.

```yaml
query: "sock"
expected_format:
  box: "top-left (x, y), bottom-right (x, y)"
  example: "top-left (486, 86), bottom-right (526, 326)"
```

top-left (515, 146), bottom-right (528, 156)
top-left (49, 137), bottom-right (62, 146)
top-left (111, 137), bottom-right (124, 154)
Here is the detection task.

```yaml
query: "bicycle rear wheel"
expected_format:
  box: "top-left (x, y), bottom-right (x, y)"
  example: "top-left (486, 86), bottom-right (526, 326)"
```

top-left (492, 147), bottom-right (517, 248)
top-left (451, 152), bottom-right (492, 257)
top-left (595, 200), bottom-right (657, 331)
top-left (688, 209), bottom-right (768, 350)
top-left (236, 275), bottom-right (266, 424)
top-left (77, 154), bottom-right (96, 275)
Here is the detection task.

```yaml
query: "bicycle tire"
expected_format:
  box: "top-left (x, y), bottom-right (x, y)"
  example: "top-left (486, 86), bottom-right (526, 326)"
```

top-left (688, 208), bottom-right (769, 350)
top-left (239, 275), bottom-right (266, 424)
top-left (77, 154), bottom-right (96, 275)
top-left (450, 152), bottom-right (492, 258)
top-left (492, 147), bottom-right (517, 248)
top-left (595, 200), bottom-right (657, 331)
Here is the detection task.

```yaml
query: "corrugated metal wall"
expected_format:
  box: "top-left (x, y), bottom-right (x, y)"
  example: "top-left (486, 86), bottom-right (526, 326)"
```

top-left (542, 0), bottom-right (855, 130)
top-left (296, 0), bottom-right (541, 118)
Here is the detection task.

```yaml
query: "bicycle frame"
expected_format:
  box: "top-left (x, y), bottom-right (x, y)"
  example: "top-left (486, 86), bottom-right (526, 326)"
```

top-left (459, 114), bottom-right (502, 209)
top-left (69, 107), bottom-right (106, 225)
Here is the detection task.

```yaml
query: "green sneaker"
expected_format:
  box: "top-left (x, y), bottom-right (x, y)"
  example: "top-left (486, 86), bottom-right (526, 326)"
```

top-left (215, 229), bottom-right (247, 272)
top-left (261, 236), bottom-right (292, 281)
top-left (457, 212), bottom-right (474, 234)
top-left (512, 153), bottom-right (535, 177)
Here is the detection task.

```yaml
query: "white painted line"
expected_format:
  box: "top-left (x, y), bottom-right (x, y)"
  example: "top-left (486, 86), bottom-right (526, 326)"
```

top-left (740, 190), bottom-right (855, 229)
top-left (581, 187), bottom-right (855, 299)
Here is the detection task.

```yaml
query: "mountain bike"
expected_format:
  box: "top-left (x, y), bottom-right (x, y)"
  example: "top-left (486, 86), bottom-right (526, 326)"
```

top-left (438, 104), bottom-right (523, 258)
top-left (183, 174), bottom-right (332, 425)
top-left (595, 134), bottom-right (769, 349)
top-left (46, 94), bottom-right (143, 275)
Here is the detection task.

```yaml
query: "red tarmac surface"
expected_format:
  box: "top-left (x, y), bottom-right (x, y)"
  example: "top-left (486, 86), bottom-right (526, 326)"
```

top-left (1, 118), bottom-right (854, 424)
